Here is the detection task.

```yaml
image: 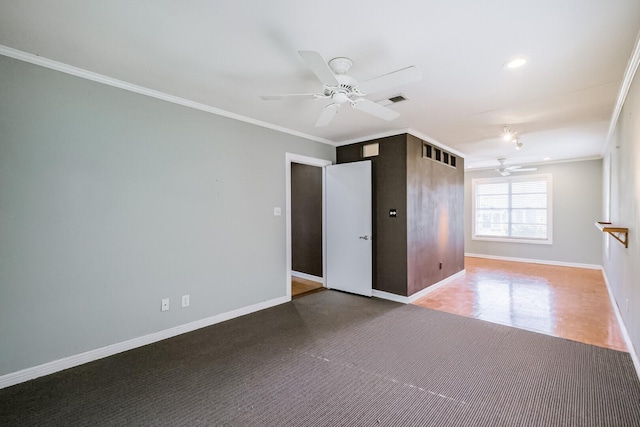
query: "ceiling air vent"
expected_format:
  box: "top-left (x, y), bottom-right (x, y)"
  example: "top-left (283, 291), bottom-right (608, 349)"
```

top-left (388, 95), bottom-right (407, 103)
top-left (376, 94), bottom-right (408, 107)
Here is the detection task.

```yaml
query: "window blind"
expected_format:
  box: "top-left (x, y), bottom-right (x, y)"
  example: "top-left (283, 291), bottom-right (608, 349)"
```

top-left (473, 175), bottom-right (551, 242)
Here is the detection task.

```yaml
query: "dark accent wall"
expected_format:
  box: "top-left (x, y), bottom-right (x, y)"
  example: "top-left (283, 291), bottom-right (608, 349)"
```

top-left (337, 134), bottom-right (464, 297)
top-left (291, 163), bottom-right (323, 277)
top-left (406, 134), bottom-right (464, 295)
top-left (337, 135), bottom-right (408, 294)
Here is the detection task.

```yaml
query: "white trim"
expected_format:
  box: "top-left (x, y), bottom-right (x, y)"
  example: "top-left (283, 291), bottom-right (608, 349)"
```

top-left (285, 153), bottom-right (332, 301)
top-left (0, 45), bottom-right (335, 147)
top-left (291, 271), bottom-right (324, 283)
top-left (336, 128), bottom-right (409, 146)
top-left (465, 156), bottom-right (603, 172)
top-left (335, 128), bottom-right (465, 158)
top-left (465, 253), bottom-right (602, 270)
top-left (406, 128), bottom-right (466, 158)
top-left (0, 296), bottom-right (288, 389)
top-left (373, 270), bottom-right (466, 304)
top-left (372, 290), bottom-right (411, 304)
top-left (407, 269), bottom-right (466, 303)
top-left (605, 28), bottom-right (640, 153)
top-left (602, 271), bottom-right (640, 381)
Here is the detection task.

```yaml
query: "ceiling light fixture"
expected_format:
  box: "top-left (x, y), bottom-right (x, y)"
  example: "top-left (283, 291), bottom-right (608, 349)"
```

top-left (502, 125), bottom-right (513, 141)
top-left (503, 57), bottom-right (527, 69)
top-left (502, 126), bottom-right (523, 150)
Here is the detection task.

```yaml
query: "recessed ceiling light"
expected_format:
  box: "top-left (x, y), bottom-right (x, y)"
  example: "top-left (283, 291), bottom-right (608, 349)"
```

top-left (543, 157), bottom-right (551, 161)
top-left (503, 57), bottom-right (527, 69)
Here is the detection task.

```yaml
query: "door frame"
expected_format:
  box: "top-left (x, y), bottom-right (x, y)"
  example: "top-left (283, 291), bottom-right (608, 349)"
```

top-left (285, 153), bottom-right (332, 301)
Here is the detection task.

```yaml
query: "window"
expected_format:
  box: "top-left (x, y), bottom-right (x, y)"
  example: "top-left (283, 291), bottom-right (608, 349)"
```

top-left (422, 141), bottom-right (457, 168)
top-left (472, 174), bottom-right (552, 244)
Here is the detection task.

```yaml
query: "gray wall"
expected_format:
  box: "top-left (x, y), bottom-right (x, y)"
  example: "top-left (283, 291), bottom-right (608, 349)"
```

top-left (605, 62), bottom-right (640, 358)
top-left (0, 55), bottom-right (335, 376)
top-left (465, 159), bottom-right (603, 266)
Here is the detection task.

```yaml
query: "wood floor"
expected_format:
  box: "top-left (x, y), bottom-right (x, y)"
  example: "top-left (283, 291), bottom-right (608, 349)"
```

top-left (412, 257), bottom-right (627, 352)
top-left (292, 276), bottom-right (324, 298)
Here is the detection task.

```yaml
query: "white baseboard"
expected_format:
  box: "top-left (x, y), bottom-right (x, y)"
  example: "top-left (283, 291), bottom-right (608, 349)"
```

top-left (407, 269), bottom-right (466, 303)
top-left (291, 271), bottom-right (324, 283)
top-left (465, 253), bottom-right (602, 270)
top-left (373, 269), bottom-right (466, 304)
top-left (602, 271), bottom-right (640, 381)
top-left (372, 289), bottom-right (411, 304)
top-left (0, 296), bottom-right (289, 390)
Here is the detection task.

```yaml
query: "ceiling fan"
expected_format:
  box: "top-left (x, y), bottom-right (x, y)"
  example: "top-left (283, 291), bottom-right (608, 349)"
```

top-left (261, 51), bottom-right (422, 127)
top-left (495, 158), bottom-right (537, 176)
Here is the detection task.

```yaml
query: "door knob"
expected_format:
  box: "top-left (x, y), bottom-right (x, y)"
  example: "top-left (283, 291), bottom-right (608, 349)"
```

top-left (359, 235), bottom-right (372, 241)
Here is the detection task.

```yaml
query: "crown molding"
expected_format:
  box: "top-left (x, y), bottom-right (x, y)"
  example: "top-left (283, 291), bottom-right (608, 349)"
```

top-left (336, 127), bottom-right (465, 158)
top-left (406, 127), bottom-right (465, 158)
top-left (465, 155), bottom-right (603, 172)
top-left (0, 45), bottom-right (335, 146)
top-left (604, 29), bottom-right (640, 153)
top-left (336, 128), bottom-right (410, 146)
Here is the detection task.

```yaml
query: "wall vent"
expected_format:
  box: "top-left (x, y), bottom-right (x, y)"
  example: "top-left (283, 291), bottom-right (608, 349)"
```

top-left (422, 141), bottom-right (457, 169)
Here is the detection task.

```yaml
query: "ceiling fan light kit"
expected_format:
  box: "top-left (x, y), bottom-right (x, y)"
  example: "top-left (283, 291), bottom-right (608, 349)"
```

top-left (261, 51), bottom-right (422, 127)
top-left (328, 57), bottom-right (353, 75)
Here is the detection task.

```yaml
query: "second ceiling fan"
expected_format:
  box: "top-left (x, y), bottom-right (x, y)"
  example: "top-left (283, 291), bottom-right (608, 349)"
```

top-left (261, 51), bottom-right (422, 127)
top-left (495, 158), bottom-right (537, 176)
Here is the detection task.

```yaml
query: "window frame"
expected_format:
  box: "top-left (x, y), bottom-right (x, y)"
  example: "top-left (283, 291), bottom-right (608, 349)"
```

top-left (471, 173), bottom-right (553, 245)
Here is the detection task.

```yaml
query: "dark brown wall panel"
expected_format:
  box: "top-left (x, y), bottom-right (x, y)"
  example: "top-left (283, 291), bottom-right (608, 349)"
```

top-left (291, 163), bottom-right (323, 277)
top-left (337, 133), bottom-right (465, 297)
top-left (406, 135), bottom-right (464, 295)
top-left (337, 136), bottom-right (408, 295)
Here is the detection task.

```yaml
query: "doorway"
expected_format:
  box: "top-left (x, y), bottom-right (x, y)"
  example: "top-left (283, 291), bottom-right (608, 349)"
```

top-left (285, 153), bottom-right (331, 300)
top-left (285, 153), bottom-right (374, 300)
top-left (291, 162), bottom-right (324, 298)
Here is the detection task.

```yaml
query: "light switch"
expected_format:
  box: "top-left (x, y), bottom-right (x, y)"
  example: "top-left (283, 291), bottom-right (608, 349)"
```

top-left (274, 207), bottom-right (282, 216)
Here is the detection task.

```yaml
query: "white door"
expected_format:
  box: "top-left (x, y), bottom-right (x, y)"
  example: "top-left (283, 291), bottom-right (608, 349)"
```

top-left (326, 161), bottom-right (373, 297)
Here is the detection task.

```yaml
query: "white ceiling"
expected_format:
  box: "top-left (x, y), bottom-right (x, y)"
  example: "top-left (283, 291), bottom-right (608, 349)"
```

top-left (1, 1), bottom-right (639, 169)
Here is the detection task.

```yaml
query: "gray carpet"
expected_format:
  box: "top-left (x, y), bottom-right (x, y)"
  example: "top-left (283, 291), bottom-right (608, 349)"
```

top-left (1, 290), bottom-right (639, 426)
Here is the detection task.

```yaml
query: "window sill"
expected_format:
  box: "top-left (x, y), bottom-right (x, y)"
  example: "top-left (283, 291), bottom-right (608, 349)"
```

top-left (472, 236), bottom-right (553, 245)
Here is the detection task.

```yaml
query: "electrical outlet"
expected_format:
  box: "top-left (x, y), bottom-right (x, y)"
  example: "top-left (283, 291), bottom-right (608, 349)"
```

top-left (161, 298), bottom-right (170, 312)
top-left (182, 294), bottom-right (190, 308)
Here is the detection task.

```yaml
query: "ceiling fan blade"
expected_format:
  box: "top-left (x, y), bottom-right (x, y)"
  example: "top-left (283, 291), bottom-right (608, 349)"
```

top-left (357, 66), bottom-right (422, 94)
top-left (513, 168), bottom-right (537, 172)
top-left (315, 103), bottom-right (340, 127)
top-left (260, 93), bottom-right (318, 101)
top-left (298, 51), bottom-right (339, 86)
top-left (352, 99), bottom-right (400, 121)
